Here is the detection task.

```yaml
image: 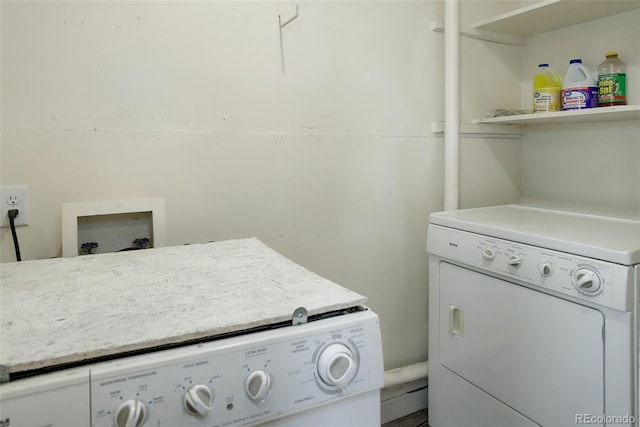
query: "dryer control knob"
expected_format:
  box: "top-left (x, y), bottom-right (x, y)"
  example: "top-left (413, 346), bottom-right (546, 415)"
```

top-left (572, 267), bottom-right (602, 295)
top-left (114, 399), bottom-right (147, 427)
top-left (538, 262), bottom-right (553, 277)
top-left (245, 370), bottom-right (271, 403)
top-left (482, 249), bottom-right (495, 261)
top-left (317, 343), bottom-right (358, 388)
top-left (508, 255), bottom-right (522, 267)
top-left (184, 384), bottom-right (213, 417)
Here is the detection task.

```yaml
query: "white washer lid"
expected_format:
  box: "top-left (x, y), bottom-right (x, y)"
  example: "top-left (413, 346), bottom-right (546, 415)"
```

top-left (430, 204), bottom-right (640, 265)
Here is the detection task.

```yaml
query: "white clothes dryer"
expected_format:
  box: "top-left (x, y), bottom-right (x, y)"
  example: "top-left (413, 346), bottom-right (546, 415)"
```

top-left (427, 204), bottom-right (639, 427)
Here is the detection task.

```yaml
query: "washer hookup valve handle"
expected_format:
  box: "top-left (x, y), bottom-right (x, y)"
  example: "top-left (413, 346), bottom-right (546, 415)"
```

top-left (133, 238), bottom-right (150, 249)
top-left (80, 242), bottom-right (99, 255)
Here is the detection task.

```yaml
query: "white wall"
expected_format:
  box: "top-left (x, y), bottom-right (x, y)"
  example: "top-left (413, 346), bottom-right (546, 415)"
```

top-left (0, 1), bottom-right (522, 370)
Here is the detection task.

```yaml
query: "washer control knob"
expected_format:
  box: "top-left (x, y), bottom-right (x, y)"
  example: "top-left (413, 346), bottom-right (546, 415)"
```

top-left (245, 370), bottom-right (271, 403)
top-left (482, 248), bottom-right (495, 261)
top-left (538, 262), bottom-right (553, 277)
top-left (572, 267), bottom-right (602, 295)
top-left (317, 343), bottom-right (358, 388)
top-left (184, 384), bottom-right (213, 417)
top-left (114, 399), bottom-right (147, 427)
top-left (507, 255), bottom-right (522, 267)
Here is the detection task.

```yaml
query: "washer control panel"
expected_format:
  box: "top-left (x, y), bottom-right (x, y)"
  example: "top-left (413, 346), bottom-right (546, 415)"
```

top-left (429, 225), bottom-right (634, 312)
top-left (90, 310), bottom-right (382, 427)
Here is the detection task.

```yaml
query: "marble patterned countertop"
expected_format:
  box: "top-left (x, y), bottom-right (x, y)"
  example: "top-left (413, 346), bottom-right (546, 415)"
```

top-left (0, 238), bottom-right (366, 374)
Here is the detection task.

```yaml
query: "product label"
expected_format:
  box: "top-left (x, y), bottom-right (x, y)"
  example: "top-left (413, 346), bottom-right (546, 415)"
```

top-left (561, 87), bottom-right (598, 110)
top-left (598, 73), bottom-right (626, 105)
top-left (533, 88), bottom-right (560, 112)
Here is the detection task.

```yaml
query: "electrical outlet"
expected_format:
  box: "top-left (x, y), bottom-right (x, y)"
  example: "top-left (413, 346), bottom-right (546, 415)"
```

top-left (1, 185), bottom-right (29, 228)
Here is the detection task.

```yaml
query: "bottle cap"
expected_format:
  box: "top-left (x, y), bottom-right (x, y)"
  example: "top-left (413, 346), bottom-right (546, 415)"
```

top-left (569, 59), bottom-right (582, 64)
top-left (538, 63), bottom-right (549, 67)
top-left (605, 51), bottom-right (618, 57)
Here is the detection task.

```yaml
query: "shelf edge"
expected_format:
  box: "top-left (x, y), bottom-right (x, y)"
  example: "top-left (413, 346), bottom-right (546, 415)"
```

top-left (473, 106), bottom-right (640, 125)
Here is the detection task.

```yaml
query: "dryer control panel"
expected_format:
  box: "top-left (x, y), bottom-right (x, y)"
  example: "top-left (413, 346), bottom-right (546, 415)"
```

top-left (90, 309), bottom-right (383, 427)
top-left (428, 225), bottom-right (635, 312)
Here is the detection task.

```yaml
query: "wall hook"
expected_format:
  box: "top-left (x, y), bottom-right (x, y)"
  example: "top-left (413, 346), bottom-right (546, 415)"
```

top-left (279, 4), bottom-right (299, 74)
top-left (279, 4), bottom-right (299, 28)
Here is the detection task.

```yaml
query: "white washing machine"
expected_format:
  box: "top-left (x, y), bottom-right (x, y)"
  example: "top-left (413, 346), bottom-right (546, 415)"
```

top-left (0, 308), bottom-right (382, 427)
top-left (0, 239), bottom-right (384, 427)
top-left (427, 204), bottom-right (639, 427)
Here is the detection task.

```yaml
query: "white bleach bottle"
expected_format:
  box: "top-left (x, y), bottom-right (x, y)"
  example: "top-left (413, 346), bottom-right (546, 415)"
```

top-left (561, 59), bottom-right (598, 110)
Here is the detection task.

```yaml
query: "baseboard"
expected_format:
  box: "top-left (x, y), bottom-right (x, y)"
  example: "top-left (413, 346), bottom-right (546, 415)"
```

top-left (380, 380), bottom-right (428, 424)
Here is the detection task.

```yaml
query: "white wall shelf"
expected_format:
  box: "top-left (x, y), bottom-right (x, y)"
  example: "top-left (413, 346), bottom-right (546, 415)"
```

top-left (430, 20), bottom-right (524, 46)
top-left (473, 105), bottom-right (640, 125)
top-left (431, 121), bottom-right (524, 138)
top-left (472, 0), bottom-right (640, 37)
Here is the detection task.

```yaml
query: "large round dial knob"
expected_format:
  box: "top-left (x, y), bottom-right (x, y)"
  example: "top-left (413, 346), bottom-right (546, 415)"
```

top-left (184, 384), bottom-right (213, 417)
top-left (245, 370), bottom-right (271, 403)
top-left (114, 399), bottom-right (147, 427)
top-left (572, 267), bottom-right (602, 295)
top-left (317, 343), bottom-right (358, 388)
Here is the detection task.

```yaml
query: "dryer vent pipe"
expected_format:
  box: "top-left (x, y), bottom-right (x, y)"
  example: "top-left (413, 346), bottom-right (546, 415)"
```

top-left (383, 361), bottom-right (429, 389)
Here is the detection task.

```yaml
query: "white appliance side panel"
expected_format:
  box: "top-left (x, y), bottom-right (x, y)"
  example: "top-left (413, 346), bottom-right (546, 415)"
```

top-left (0, 367), bottom-right (90, 426)
top-left (439, 262), bottom-right (605, 427)
top-left (636, 264), bottom-right (640, 422)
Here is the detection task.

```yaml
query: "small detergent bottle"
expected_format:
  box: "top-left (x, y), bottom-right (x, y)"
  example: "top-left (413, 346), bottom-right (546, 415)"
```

top-left (598, 52), bottom-right (627, 106)
top-left (561, 59), bottom-right (598, 110)
top-left (533, 63), bottom-right (562, 112)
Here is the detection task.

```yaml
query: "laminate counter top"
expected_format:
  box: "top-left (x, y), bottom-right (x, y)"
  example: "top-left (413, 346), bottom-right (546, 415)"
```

top-left (0, 238), bottom-right (366, 375)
